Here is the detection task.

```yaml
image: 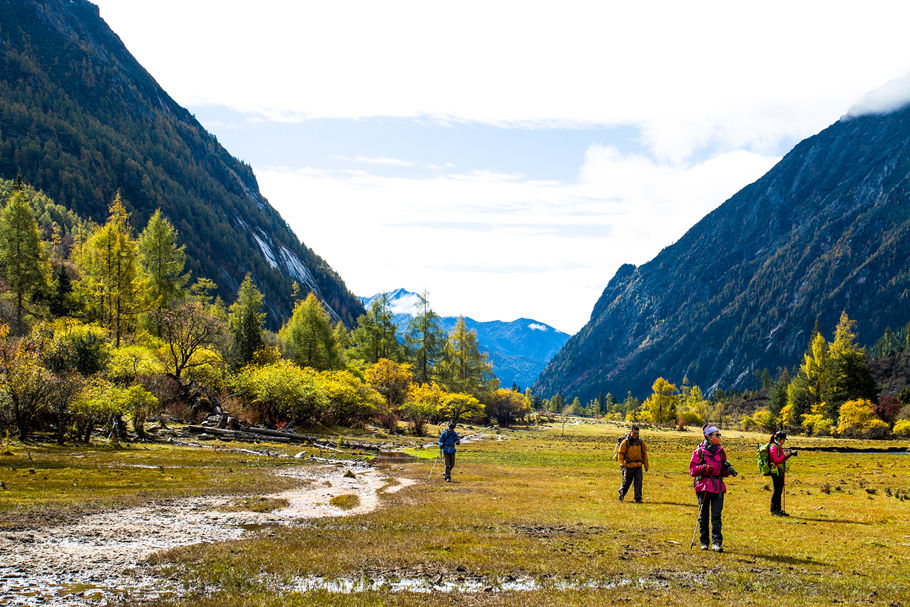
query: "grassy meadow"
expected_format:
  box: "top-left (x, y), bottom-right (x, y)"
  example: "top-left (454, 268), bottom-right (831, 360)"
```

top-left (3, 422), bottom-right (909, 606)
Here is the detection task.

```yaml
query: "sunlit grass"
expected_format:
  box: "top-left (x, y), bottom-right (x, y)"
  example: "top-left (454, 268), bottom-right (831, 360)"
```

top-left (136, 422), bottom-right (909, 606)
top-left (5, 422), bottom-right (909, 605)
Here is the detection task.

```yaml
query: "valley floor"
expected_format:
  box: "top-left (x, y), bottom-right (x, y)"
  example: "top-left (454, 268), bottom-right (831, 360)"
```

top-left (2, 423), bottom-right (908, 606)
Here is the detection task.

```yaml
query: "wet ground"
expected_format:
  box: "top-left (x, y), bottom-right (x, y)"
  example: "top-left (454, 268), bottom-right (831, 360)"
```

top-left (0, 460), bottom-right (414, 606)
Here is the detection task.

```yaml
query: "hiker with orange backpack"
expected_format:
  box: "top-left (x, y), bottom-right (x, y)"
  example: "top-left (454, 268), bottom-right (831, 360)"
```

top-left (769, 430), bottom-right (796, 516)
top-left (689, 424), bottom-right (737, 552)
top-left (617, 425), bottom-right (649, 502)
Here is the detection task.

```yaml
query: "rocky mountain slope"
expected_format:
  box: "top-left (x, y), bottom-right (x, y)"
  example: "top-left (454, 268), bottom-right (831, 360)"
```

top-left (0, 0), bottom-right (363, 326)
top-left (535, 101), bottom-right (910, 401)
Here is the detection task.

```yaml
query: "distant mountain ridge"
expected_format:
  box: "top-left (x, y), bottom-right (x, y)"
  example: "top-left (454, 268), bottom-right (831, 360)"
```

top-left (361, 289), bottom-right (570, 389)
top-left (535, 100), bottom-right (910, 402)
top-left (0, 0), bottom-right (364, 326)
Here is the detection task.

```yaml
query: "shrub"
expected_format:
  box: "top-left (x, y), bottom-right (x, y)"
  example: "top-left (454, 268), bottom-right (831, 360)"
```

top-left (679, 409), bottom-right (704, 427)
top-left (873, 395), bottom-right (902, 424)
top-left (801, 413), bottom-right (833, 437)
top-left (41, 320), bottom-right (111, 376)
top-left (837, 399), bottom-right (876, 437)
top-left (108, 345), bottom-right (165, 384)
top-left (316, 370), bottom-right (381, 427)
top-left (230, 360), bottom-right (327, 427)
top-left (893, 419), bottom-right (910, 437)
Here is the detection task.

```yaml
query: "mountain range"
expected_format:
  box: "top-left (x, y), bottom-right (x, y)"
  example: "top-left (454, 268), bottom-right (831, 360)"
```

top-left (361, 289), bottom-right (570, 390)
top-left (535, 100), bottom-right (910, 402)
top-left (0, 0), bottom-right (363, 327)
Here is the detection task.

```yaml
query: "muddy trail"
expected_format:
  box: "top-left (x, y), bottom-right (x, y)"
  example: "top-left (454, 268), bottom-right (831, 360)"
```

top-left (0, 460), bottom-right (414, 606)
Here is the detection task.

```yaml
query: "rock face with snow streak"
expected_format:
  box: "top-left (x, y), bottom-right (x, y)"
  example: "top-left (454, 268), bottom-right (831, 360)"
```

top-left (0, 0), bottom-right (364, 327)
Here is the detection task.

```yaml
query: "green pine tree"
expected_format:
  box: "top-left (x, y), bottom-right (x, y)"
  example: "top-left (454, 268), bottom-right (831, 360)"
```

top-left (0, 191), bottom-right (50, 330)
top-left (228, 274), bottom-right (265, 367)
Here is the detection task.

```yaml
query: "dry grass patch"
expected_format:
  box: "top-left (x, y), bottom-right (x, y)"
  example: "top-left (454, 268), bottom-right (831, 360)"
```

top-left (329, 494), bottom-right (360, 509)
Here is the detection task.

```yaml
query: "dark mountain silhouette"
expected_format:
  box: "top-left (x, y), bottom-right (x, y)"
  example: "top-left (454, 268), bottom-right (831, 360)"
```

top-left (535, 100), bottom-right (910, 402)
top-left (0, 0), bottom-right (363, 326)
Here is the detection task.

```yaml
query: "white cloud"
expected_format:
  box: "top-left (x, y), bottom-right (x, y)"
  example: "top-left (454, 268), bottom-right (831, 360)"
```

top-left (96, 1), bottom-right (910, 162)
top-left (257, 145), bottom-right (777, 332)
top-left (846, 72), bottom-right (910, 117)
top-left (332, 155), bottom-right (416, 167)
top-left (528, 323), bottom-right (548, 332)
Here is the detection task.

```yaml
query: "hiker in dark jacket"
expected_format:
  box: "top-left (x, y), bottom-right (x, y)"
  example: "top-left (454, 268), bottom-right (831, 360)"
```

top-left (689, 424), bottom-right (737, 552)
top-left (769, 430), bottom-right (795, 516)
top-left (618, 425), bottom-right (649, 502)
top-left (438, 422), bottom-right (461, 482)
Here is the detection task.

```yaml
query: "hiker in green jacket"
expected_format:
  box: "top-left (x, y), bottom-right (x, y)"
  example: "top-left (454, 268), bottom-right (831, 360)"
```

top-left (618, 426), bottom-right (649, 502)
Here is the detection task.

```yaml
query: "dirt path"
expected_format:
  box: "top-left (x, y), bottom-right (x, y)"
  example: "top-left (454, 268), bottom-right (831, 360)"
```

top-left (0, 461), bottom-right (414, 606)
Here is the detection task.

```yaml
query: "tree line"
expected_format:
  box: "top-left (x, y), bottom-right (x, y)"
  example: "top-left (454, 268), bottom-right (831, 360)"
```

top-left (539, 312), bottom-right (910, 439)
top-left (0, 182), bottom-right (532, 443)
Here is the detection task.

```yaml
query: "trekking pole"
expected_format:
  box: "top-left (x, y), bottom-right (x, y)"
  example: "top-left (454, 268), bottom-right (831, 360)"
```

top-left (428, 449), bottom-right (441, 480)
top-left (690, 495), bottom-right (705, 549)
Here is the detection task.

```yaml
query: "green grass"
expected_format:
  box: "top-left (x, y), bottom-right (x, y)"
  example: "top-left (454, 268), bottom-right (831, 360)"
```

top-left (6, 423), bottom-right (910, 606)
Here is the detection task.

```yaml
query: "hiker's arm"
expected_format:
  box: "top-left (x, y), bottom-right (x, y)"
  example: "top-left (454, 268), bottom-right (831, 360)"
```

top-left (618, 441), bottom-right (627, 467)
top-left (769, 445), bottom-right (788, 463)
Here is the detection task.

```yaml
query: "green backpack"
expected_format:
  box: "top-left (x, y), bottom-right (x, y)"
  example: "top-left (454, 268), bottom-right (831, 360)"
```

top-left (756, 443), bottom-right (772, 476)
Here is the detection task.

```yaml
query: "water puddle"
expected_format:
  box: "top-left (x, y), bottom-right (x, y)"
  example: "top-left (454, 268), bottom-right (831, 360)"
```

top-left (268, 573), bottom-right (671, 594)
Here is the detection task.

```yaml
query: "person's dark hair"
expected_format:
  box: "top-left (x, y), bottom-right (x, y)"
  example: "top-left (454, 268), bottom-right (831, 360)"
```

top-left (631, 425), bottom-right (639, 431)
top-left (448, 422), bottom-right (456, 430)
top-left (772, 430), bottom-right (787, 443)
top-left (702, 423), bottom-right (710, 431)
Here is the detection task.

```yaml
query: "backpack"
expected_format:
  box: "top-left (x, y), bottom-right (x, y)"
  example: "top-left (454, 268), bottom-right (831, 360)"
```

top-left (611, 433), bottom-right (631, 460)
top-left (756, 443), bottom-right (772, 476)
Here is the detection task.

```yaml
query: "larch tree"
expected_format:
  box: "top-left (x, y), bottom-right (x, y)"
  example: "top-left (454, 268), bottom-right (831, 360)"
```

top-left (645, 377), bottom-right (679, 425)
top-left (349, 294), bottom-right (402, 364)
top-left (404, 291), bottom-right (446, 384)
top-left (280, 292), bottom-right (340, 371)
top-left (438, 316), bottom-right (496, 398)
top-left (139, 210), bottom-right (189, 332)
top-left (75, 193), bottom-right (145, 347)
top-left (0, 191), bottom-right (50, 331)
top-left (228, 274), bottom-right (265, 367)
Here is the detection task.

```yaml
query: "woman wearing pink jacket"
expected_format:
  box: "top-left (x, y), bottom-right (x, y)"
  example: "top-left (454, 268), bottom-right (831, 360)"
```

top-left (769, 430), bottom-right (796, 516)
top-left (689, 424), bottom-right (737, 552)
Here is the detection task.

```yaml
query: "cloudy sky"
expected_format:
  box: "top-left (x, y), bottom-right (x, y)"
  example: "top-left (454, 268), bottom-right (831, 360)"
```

top-left (93, 1), bottom-right (910, 334)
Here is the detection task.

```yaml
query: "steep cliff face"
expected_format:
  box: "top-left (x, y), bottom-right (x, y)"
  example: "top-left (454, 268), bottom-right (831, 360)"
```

top-left (0, 0), bottom-right (364, 326)
top-left (534, 105), bottom-right (910, 402)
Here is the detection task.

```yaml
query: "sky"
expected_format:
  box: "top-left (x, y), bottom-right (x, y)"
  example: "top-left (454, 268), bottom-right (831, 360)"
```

top-left (92, 1), bottom-right (910, 334)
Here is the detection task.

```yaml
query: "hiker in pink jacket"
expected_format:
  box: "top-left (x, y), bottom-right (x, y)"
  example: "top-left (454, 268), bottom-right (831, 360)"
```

top-left (689, 424), bottom-right (737, 552)
top-left (769, 430), bottom-right (796, 516)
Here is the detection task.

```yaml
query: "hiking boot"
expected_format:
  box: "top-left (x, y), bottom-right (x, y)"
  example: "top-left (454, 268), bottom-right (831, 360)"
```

top-left (700, 544), bottom-right (709, 551)
top-left (711, 543), bottom-right (723, 552)
top-left (634, 498), bottom-right (642, 503)
top-left (618, 494), bottom-right (624, 502)
top-left (779, 511), bottom-right (790, 517)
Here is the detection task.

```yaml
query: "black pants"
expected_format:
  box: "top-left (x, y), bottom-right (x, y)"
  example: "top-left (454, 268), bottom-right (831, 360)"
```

top-left (443, 452), bottom-right (456, 480)
top-left (697, 491), bottom-right (724, 546)
top-left (771, 472), bottom-right (785, 512)
top-left (619, 467), bottom-right (643, 501)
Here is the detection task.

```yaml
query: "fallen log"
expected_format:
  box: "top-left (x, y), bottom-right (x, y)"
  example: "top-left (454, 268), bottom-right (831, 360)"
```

top-left (186, 425), bottom-right (382, 451)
